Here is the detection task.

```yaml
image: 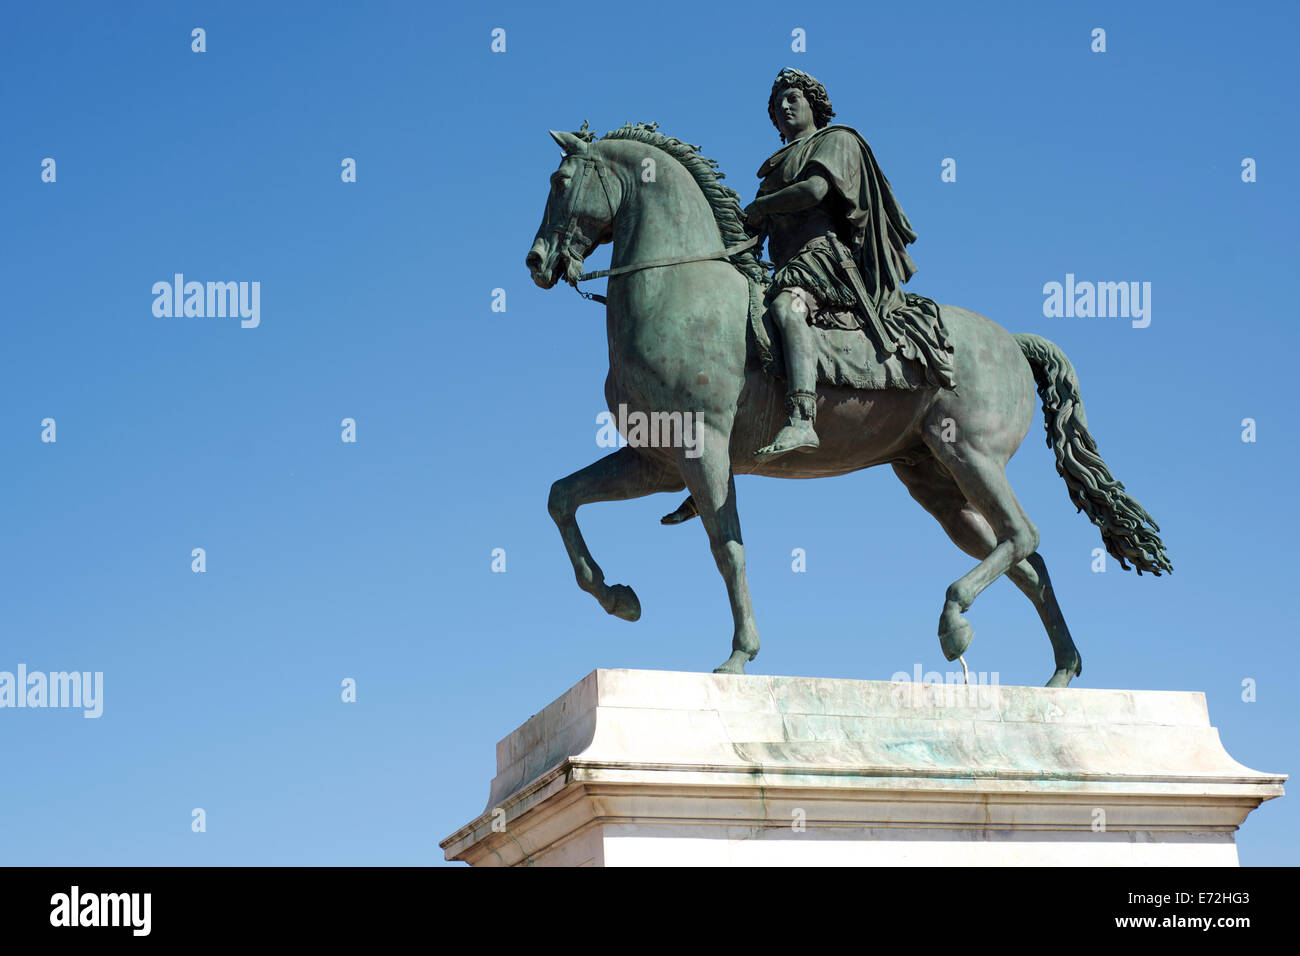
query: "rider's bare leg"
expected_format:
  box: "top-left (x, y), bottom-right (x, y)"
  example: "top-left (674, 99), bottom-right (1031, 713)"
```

top-left (755, 289), bottom-right (820, 462)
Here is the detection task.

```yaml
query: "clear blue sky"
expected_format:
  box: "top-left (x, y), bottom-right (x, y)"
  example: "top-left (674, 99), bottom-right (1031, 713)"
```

top-left (2, 1), bottom-right (1295, 865)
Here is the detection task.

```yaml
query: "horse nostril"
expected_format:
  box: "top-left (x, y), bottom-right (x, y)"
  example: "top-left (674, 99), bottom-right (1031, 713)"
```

top-left (526, 251), bottom-right (543, 271)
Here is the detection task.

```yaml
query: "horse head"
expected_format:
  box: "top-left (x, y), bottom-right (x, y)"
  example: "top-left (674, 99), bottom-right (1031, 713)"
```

top-left (526, 129), bottom-right (620, 289)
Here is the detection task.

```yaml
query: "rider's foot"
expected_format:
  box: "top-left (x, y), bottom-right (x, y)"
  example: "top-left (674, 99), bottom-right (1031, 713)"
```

top-left (754, 418), bottom-right (820, 462)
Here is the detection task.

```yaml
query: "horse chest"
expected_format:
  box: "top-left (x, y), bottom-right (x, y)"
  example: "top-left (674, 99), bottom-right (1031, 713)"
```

top-left (606, 317), bottom-right (685, 397)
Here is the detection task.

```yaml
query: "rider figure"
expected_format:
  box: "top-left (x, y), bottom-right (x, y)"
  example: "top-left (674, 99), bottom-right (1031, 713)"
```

top-left (746, 68), bottom-right (951, 462)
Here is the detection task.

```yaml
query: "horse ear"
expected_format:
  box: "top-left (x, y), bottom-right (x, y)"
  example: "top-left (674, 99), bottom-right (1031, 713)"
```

top-left (549, 129), bottom-right (588, 155)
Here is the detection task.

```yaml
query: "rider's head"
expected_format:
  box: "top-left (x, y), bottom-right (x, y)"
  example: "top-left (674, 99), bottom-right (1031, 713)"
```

top-left (768, 68), bottom-right (835, 143)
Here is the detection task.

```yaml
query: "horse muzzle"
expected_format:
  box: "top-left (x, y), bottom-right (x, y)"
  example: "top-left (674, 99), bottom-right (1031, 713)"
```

top-left (525, 238), bottom-right (560, 289)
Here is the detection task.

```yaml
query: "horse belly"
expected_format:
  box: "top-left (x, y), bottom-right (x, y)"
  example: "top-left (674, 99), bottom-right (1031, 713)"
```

top-left (733, 374), bottom-right (936, 478)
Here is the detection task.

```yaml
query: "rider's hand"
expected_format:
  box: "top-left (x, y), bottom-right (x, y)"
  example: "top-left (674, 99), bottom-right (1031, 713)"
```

top-left (744, 199), bottom-right (766, 229)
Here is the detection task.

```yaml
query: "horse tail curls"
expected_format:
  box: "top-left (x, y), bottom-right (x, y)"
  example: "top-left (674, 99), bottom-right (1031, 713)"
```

top-left (1014, 333), bottom-right (1173, 576)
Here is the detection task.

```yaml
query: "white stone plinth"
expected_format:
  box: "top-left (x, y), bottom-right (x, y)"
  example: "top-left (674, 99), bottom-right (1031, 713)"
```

top-left (440, 669), bottom-right (1285, 866)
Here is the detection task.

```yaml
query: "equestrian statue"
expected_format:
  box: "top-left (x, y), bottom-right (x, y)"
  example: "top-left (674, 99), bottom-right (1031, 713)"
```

top-left (525, 68), bottom-right (1171, 687)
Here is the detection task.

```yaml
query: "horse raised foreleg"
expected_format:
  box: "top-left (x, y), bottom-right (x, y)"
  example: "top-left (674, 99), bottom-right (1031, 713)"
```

top-left (548, 447), bottom-right (684, 621)
top-left (675, 424), bottom-right (759, 674)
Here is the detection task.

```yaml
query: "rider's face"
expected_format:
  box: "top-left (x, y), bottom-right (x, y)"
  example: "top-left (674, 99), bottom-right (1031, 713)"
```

top-left (776, 87), bottom-right (814, 139)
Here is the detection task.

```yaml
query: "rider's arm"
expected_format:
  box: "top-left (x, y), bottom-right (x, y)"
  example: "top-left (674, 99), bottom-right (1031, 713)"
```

top-left (754, 174), bottom-right (829, 215)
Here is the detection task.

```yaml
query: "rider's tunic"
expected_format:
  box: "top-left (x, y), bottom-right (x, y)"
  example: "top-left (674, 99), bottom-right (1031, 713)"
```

top-left (756, 125), bottom-right (957, 389)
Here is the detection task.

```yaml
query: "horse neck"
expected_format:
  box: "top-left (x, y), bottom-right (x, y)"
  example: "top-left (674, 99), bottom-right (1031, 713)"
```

top-left (602, 143), bottom-right (725, 270)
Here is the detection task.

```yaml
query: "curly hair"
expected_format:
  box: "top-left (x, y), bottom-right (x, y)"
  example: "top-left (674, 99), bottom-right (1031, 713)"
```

top-left (767, 68), bottom-right (835, 142)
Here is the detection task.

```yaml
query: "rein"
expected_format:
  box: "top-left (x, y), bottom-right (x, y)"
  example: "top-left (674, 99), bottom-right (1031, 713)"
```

top-left (573, 235), bottom-right (761, 305)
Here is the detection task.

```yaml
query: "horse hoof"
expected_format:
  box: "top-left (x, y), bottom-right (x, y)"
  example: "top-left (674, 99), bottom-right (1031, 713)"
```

top-left (712, 651), bottom-right (749, 675)
top-left (1046, 653), bottom-right (1083, 687)
top-left (938, 612), bottom-right (974, 661)
top-left (606, 584), bottom-right (641, 622)
top-left (1046, 653), bottom-right (1082, 687)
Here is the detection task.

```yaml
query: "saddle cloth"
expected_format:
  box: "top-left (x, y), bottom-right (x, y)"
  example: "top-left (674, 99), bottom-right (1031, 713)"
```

top-left (746, 280), bottom-right (950, 391)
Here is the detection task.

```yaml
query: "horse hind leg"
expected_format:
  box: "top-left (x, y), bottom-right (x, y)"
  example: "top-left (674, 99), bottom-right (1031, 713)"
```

top-left (1014, 552), bottom-right (1083, 687)
top-left (922, 443), bottom-right (1036, 661)
top-left (894, 455), bottom-right (1081, 687)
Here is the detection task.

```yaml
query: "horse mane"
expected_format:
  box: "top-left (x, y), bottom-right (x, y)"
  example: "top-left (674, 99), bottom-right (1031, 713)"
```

top-left (598, 122), bottom-right (769, 286)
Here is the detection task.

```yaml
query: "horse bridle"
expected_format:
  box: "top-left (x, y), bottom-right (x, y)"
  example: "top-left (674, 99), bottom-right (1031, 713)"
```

top-left (553, 149), bottom-right (761, 305)
top-left (552, 152), bottom-right (617, 300)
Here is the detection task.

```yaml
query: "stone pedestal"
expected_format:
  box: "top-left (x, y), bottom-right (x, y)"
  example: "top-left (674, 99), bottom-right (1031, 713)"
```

top-left (440, 669), bottom-right (1284, 866)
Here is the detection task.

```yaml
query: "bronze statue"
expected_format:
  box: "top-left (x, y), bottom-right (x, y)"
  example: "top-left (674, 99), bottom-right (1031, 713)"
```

top-left (525, 69), bottom-right (1171, 687)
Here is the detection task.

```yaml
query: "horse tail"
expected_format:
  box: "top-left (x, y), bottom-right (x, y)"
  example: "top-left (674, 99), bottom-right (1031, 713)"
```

top-left (1013, 333), bottom-right (1173, 575)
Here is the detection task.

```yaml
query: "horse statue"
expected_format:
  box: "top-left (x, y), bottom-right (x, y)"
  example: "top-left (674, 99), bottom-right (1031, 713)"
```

top-left (525, 122), bottom-right (1171, 687)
